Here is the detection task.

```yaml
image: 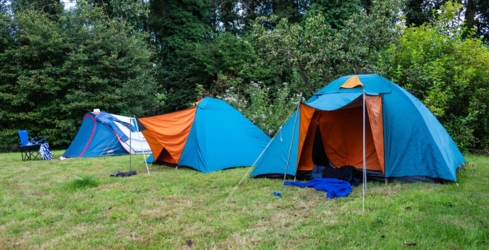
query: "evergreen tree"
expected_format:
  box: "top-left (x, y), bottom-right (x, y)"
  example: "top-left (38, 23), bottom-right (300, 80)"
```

top-left (87, 0), bottom-right (149, 31)
top-left (10, 0), bottom-right (63, 17)
top-left (404, 0), bottom-right (432, 26)
top-left (0, 2), bottom-right (158, 148)
top-left (306, 0), bottom-right (361, 30)
top-left (209, 0), bottom-right (308, 35)
top-left (148, 0), bottom-right (212, 111)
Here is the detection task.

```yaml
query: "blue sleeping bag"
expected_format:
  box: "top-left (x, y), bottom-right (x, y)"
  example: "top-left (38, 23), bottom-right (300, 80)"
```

top-left (284, 178), bottom-right (352, 199)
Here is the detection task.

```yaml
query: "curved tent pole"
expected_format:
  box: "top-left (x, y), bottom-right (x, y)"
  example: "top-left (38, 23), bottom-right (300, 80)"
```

top-left (282, 98), bottom-right (302, 189)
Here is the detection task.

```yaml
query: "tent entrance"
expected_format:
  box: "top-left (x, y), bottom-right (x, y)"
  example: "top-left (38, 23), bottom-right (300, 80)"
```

top-left (297, 95), bottom-right (385, 173)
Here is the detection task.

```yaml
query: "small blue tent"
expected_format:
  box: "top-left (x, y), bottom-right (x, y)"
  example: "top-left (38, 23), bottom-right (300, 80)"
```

top-left (61, 112), bottom-right (151, 159)
top-left (138, 97), bottom-right (271, 173)
top-left (250, 74), bottom-right (466, 182)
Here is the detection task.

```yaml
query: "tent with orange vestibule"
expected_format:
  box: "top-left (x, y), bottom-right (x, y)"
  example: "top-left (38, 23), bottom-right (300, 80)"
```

top-left (137, 97), bottom-right (271, 173)
top-left (250, 74), bottom-right (466, 183)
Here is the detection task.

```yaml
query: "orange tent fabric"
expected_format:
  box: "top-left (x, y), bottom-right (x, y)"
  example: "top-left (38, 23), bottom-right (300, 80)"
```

top-left (366, 95), bottom-right (385, 172)
top-left (340, 75), bottom-right (364, 89)
top-left (297, 104), bottom-right (316, 171)
top-left (138, 108), bottom-right (196, 163)
top-left (297, 97), bottom-right (384, 173)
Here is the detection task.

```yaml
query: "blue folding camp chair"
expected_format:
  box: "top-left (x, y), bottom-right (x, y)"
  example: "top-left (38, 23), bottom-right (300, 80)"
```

top-left (18, 130), bottom-right (46, 161)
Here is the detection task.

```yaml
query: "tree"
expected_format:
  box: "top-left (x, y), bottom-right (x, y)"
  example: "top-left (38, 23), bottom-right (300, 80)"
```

top-left (403, 0), bottom-right (434, 26)
top-left (87, 0), bottom-right (149, 31)
top-left (379, 2), bottom-right (489, 150)
top-left (402, 0), bottom-right (489, 43)
top-left (306, 0), bottom-right (361, 30)
top-left (148, 0), bottom-right (212, 111)
top-left (208, 0), bottom-right (308, 35)
top-left (10, 0), bottom-right (64, 18)
top-left (249, 0), bottom-right (402, 97)
top-left (464, 0), bottom-right (489, 43)
top-left (0, 2), bottom-right (158, 148)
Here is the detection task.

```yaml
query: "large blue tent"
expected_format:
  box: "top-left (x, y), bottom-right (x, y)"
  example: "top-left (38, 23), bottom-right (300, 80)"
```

top-left (250, 74), bottom-right (466, 182)
top-left (138, 97), bottom-right (271, 173)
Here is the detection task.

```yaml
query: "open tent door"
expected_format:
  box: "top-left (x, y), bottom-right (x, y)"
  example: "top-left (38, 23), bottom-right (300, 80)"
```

top-left (297, 96), bottom-right (385, 173)
top-left (312, 124), bottom-right (330, 166)
top-left (138, 108), bottom-right (196, 164)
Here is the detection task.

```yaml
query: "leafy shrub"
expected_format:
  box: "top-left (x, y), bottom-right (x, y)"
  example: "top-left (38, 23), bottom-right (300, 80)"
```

top-left (217, 76), bottom-right (303, 137)
top-left (379, 2), bottom-right (489, 151)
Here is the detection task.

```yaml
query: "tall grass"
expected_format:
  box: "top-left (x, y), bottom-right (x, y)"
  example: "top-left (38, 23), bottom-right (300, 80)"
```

top-left (64, 175), bottom-right (99, 190)
top-left (0, 151), bottom-right (488, 249)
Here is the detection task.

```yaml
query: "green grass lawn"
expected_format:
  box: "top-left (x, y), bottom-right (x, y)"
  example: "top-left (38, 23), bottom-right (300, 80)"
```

top-left (1, 151), bottom-right (488, 249)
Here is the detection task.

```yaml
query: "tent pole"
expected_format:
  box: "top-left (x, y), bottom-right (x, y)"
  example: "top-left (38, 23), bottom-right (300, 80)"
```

top-left (226, 104), bottom-right (304, 202)
top-left (282, 100), bottom-right (301, 189)
top-left (129, 128), bottom-right (132, 171)
top-left (250, 100), bottom-right (301, 169)
top-left (134, 116), bottom-right (151, 175)
top-left (362, 89), bottom-right (367, 211)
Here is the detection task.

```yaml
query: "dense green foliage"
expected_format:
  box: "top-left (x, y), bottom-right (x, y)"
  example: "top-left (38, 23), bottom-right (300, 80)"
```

top-left (1, 0), bottom-right (489, 151)
top-left (380, 2), bottom-right (489, 150)
top-left (249, 0), bottom-right (401, 97)
top-left (402, 0), bottom-right (489, 43)
top-left (0, 1), bottom-right (158, 148)
top-left (148, 0), bottom-right (212, 111)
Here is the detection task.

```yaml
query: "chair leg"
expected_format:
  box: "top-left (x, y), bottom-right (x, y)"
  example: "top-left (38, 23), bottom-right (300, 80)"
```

top-left (32, 151), bottom-right (40, 160)
top-left (25, 151), bottom-right (31, 161)
top-left (21, 150), bottom-right (28, 161)
top-left (20, 147), bottom-right (41, 161)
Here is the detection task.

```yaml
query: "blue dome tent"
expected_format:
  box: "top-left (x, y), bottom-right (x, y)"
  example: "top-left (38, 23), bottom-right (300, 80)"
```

top-left (250, 74), bottom-right (466, 183)
top-left (61, 112), bottom-right (151, 159)
top-left (138, 97), bottom-right (271, 173)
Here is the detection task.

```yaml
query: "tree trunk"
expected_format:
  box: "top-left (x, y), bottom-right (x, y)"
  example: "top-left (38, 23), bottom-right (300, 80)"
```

top-left (296, 64), bottom-right (315, 95)
top-left (465, 0), bottom-right (477, 30)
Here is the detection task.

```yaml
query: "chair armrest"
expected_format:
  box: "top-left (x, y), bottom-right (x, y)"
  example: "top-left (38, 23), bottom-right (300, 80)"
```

top-left (38, 137), bottom-right (48, 144)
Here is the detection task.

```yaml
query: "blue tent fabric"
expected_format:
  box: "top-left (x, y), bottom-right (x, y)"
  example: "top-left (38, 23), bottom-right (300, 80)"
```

top-left (284, 178), bottom-right (352, 198)
top-left (382, 84), bottom-right (465, 181)
top-left (306, 92), bottom-right (362, 111)
top-left (250, 74), bottom-right (466, 182)
top-left (314, 74), bottom-right (392, 95)
top-left (249, 111), bottom-right (300, 177)
top-left (177, 98), bottom-right (271, 173)
top-left (145, 154), bottom-right (154, 163)
top-left (62, 113), bottom-right (128, 158)
top-left (95, 111), bottom-right (136, 141)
